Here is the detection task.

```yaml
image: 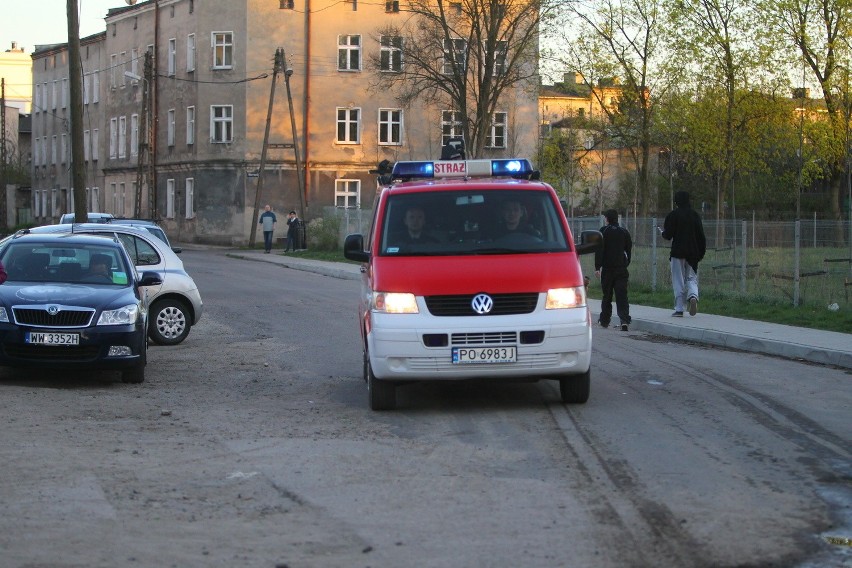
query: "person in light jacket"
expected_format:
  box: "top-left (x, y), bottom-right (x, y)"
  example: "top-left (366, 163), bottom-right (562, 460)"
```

top-left (259, 205), bottom-right (277, 253)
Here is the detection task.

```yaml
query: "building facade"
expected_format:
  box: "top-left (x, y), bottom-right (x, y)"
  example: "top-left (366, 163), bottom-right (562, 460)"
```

top-left (31, 0), bottom-right (539, 245)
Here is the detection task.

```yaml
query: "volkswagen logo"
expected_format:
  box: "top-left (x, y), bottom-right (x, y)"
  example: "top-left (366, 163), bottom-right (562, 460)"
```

top-left (471, 293), bottom-right (493, 315)
top-left (46, 305), bottom-right (60, 316)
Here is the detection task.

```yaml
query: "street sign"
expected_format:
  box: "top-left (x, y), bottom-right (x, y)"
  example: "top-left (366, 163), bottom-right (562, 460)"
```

top-left (267, 143), bottom-right (294, 149)
top-left (247, 171), bottom-right (259, 178)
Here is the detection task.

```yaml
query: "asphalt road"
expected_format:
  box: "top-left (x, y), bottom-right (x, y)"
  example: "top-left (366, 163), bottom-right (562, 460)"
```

top-left (0, 248), bottom-right (849, 568)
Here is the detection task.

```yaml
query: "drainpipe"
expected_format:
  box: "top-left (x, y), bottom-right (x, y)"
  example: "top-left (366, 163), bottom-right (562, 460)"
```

top-left (303, 0), bottom-right (311, 210)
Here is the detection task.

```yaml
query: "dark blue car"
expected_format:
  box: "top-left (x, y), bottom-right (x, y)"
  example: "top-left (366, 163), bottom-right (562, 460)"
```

top-left (0, 232), bottom-right (162, 383)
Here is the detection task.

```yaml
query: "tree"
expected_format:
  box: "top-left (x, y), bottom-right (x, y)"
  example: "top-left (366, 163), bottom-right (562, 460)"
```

top-left (368, 0), bottom-right (548, 157)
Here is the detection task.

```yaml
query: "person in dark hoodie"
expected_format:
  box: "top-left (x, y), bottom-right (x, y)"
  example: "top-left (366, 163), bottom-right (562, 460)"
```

top-left (595, 209), bottom-right (632, 330)
top-left (661, 191), bottom-right (707, 317)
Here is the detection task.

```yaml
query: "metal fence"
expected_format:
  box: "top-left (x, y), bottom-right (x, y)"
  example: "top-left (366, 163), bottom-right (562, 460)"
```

top-left (324, 207), bottom-right (852, 309)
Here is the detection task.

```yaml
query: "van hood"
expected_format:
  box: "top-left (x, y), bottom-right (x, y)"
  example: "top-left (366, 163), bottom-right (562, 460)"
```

top-left (371, 254), bottom-right (583, 295)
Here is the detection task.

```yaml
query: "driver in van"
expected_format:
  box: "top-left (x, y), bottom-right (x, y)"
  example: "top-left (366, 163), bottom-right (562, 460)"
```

top-left (390, 205), bottom-right (439, 245)
top-left (493, 199), bottom-right (541, 238)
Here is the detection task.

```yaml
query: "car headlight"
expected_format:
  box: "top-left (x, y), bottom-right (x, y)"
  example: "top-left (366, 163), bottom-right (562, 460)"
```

top-left (545, 286), bottom-right (586, 309)
top-left (0, 307), bottom-right (7, 323)
top-left (98, 304), bottom-right (140, 325)
top-left (372, 292), bottom-right (419, 314)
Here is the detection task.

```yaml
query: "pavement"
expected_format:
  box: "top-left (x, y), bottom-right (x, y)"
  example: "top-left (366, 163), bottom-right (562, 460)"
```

top-left (225, 249), bottom-right (852, 371)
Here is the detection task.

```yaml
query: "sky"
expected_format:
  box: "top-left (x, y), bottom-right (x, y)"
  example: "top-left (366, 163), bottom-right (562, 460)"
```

top-left (1, 0), bottom-right (121, 53)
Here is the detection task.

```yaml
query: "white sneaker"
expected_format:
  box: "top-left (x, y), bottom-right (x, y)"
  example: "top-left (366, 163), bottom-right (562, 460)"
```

top-left (688, 297), bottom-right (698, 316)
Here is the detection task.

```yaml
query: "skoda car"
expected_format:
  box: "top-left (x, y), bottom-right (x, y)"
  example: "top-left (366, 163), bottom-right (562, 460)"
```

top-left (0, 232), bottom-right (162, 383)
top-left (13, 224), bottom-right (203, 345)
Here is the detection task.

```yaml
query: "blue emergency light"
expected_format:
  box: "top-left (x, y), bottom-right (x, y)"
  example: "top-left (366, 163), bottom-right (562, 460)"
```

top-left (390, 158), bottom-right (538, 182)
top-left (391, 161), bottom-right (435, 180)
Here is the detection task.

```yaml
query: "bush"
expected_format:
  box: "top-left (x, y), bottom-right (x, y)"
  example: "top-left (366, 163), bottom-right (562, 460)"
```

top-left (306, 216), bottom-right (341, 251)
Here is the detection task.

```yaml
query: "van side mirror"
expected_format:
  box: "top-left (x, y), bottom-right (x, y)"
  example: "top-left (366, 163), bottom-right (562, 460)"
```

top-left (343, 234), bottom-right (369, 263)
top-left (575, 230), bottom-right (603, 256)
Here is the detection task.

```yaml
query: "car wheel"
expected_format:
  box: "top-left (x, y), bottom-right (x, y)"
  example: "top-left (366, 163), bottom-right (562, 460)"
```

top-left (365, 350), bottom-right (395, 411)
top-left (149, 298), bottom-right (190, 345)
top-left (559, 368), bottom-right (590, 404)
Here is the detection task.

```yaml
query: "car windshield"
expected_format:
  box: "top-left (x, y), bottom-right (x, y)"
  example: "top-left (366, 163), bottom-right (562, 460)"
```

top-left (379, 189), bottom-right (570, 256)
top-left (1, 243), bottom-right (130, 286)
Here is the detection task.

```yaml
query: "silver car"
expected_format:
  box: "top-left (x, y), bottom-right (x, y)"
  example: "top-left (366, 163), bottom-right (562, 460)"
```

top-left (15, 224), bottom-right (203, 345)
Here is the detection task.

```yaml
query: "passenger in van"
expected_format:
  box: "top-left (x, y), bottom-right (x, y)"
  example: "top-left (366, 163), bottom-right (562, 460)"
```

top-left (493, 199), bottom-right (541, 239)
top-left (390, 206), bottom-right (439, 245)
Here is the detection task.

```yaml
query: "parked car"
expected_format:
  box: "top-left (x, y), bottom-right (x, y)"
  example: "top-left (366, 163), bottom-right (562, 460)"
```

top-left (0, 232), bottom-right (162, 383)
top-left (109, 218), bottom-right (181, 254)
top-left (8, 224), bottom-right (203, 345)
top-left (58, 212), bottom-right (115, 224)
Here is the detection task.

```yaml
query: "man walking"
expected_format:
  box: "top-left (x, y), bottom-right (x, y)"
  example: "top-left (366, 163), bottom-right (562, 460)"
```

top-left (259, 205), bottom-right (277, 253)
top-left (595, 209), bottom-right (632, 331)
top-left (661, 191), bottom-right (707, 316)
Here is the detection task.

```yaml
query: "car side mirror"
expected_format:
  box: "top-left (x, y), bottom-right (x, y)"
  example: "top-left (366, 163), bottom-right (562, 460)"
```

top-left (575, 230), bottom-right (603, 256)
top-left (138, 271), bottom-right (164, 286)
top-left (343, 234), bottom-right (369, 263)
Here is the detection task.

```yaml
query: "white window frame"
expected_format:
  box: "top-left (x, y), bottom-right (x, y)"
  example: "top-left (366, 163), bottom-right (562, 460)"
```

top-left (336, 107), bottom-right (360, 144)
top-left (185, 178), bottom-right (195, 219)
top-left (442, 38), bottom-right (467, 74)
top-left (380, 35), bottom-right (403, 72)
top-left (485, 111), bottom-right (507, 149)
top-left (186, 34), bottom-right (196, 72)
top-left (62, 79), bottom-right (68, 108)
top-left (186, 106), bottom-right (195, 145)
top-left (167, 109), bottom-right (176, 146)
top-left (130, 114), bottom-right (139, 157)
top-left (84, 129), bottom-right (90, 161)
top-left (337, 35), bottom-right (361, 71)
top-left (166, 179), bottom-right (176, 218)
top-left (92, 128), bottom-right (99, 161)
top-left (51, 135), bottom-right (57, 165)
top-left (210, 105), bottom-right (233, 143)
top-left (167, 38), bottom-right (176, 76)
top-left (83, 74), bottom-right (89, 105)
top-left (61, 133), bottom-right (67, 163)
top-left (109, 118), bottom-right (117, 159)
top-left (335, 179), bottom-right (361, 209)
top-left (52, 80), bottom-right (57, 109)
top-left (212, 32), bottom-right (233, 69)
top-left (92, 71), bottom-right (100, 103)
top-left (51, 189), bottom-right (58, 216)
top-left (441, 110), bottom-right (464, 146)
top-left (118, 116), bottom-right (127, 159)
top-left (35, 83), bottom-right (42, 111)
top-left (378, 108), bottom-right (403, 145)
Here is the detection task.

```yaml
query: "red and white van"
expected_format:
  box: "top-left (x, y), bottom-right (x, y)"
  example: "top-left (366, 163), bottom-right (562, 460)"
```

top-left (344, 158), bottom-right (601, 410)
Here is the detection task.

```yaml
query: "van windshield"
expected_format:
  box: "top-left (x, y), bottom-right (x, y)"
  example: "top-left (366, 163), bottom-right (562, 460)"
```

top-left (380, 189), bottom-right (570, 256)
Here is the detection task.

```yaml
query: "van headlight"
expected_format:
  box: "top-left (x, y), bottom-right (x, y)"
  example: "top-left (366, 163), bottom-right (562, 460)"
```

top-left (545, 287), bottom-right (586, 309)
top-left (98, 304), bottom-right (139, 325)
top-left (372, 292), bottom-right (419, 314)
top-left (0, 307), bottom-right (7, 323)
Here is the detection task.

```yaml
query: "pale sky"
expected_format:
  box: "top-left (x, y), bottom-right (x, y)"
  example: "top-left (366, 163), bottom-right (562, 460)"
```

top-left (1, 0), bottom-right (122, 53)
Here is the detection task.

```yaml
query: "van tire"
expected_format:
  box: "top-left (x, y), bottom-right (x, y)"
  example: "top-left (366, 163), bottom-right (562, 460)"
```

top-left (559, 369), bottom-right (590, 403)
top-left (364, 352), bottom-right (396, 410)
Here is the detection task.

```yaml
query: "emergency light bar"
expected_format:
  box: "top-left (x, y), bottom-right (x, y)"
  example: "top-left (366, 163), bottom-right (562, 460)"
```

top-left (390, 158), bottom-right (539, 182)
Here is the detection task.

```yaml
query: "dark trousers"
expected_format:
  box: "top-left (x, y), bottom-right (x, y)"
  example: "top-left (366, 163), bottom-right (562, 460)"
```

top-left (599, 267), bottom-right (630, 325)
top-left (263, 231), bottom-right (273, 252)
top-left (285, 234), bottom-right (295, 251)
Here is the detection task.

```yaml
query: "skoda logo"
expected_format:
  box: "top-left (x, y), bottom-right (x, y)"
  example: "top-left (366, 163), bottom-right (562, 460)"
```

top-left (471, 293), bottom-right (494, 315)
top-left (47, 305), bottom-right (60, 316)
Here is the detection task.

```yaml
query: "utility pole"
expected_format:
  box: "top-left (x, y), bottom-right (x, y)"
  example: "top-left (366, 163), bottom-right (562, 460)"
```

top-left (133, 50), bottom-right (153, 218)
top-left (1, 79), bottom-right (6, 228)
top-left (67, 0), bottom-right (87, 219)
top-left (283, 49), bottom-right (306, 222)
top-left (248, 48), bottom-right (283, 247)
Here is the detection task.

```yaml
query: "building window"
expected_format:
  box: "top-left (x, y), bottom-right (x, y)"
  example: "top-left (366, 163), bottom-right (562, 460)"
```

top-left (92, 129), bottom-right (99, 161)
top-left (210, 105), bottom-right (233, 143)
top-left (110, 54), bottom-right (117, 88)
top-left (120, 51), bottom-right (127, 87)
top-left (52, 80), bottom-right (57, 108)
top-left (186, 34), bottom-right (196, 72)
top-left (442, 38), bottom-right (467, 74)
top-left (186, 106), bottom-right (195, 145)
top-left (380, 36), bottom-right (402, 72)
top-left (385, 0), bottom-right (400, 11)
top-left (110, 183), bottom-right (117, 213)
top-left (378, 108), bottom-right (402, 145)
top-left (118, 184), bottom-right (126, 216)
top-left (494, 41), bottom-right (507, 75)
top-left (51, 189), bottom-right (58, 216)
top-left (166, 179), bottom-right (176, 218)
top-left (51, 135), bottom-right (57, 165)
top-left (35, 83), bottom-right (41, 111)
top-left (185, 178), bottom-right (195, 219)
top-left (441, 110), bottom-right (464, 146)
top-left (119, 116), bottom-right (127, 158)
top-left (279, 0), bottom-right (294, 8)
top-left (83, 75), bottom-right (89, 105)
top-left (336, 107), bottom-right (360, 144)
top-left (62, 79), bottom-right (68, 108)
top-left (485, 112), bottom-right (507, 148)
top-left (212, 32), bottom-right (233, 69)
top-left (338, 35), bottom-right (361, 71)
top-left (61, 133), bottom-right (67, 163)
top-left (335, 179), bottom-right (360, 208)
top-left (109, 118), bottom-right (117, 158)
top-left (91, 186), bottom-right (101, 212)
top-left (92, 71), bottom-right (100, 103)
top-left (131, 48), bottom-right (139, 77)
top-left (131, 114), bottom-right (139, 157)
top-left (167, 109), bottom-right (176, 146)
top-left (168, 38), bottom-right (176, 76)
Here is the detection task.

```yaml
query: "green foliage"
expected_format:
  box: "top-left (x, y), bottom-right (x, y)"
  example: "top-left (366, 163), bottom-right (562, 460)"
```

top-left (305, 216), bottom-right (341, 252)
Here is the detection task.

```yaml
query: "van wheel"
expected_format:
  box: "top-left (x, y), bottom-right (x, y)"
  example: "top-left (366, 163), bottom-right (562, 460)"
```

top-left (365, 353), bottom-right (395, 411)
top-left (559, 369), bottom-right (590, 403)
